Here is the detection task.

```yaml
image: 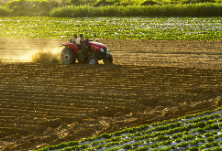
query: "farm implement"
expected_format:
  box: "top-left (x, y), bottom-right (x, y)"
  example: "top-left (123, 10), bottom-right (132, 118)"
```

top-left (60, 37), bottom-right (113, 65)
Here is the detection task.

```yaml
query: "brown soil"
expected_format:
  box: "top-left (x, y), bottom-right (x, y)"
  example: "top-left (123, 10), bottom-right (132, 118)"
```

top-left (0, 38), bottom-right (222, 150)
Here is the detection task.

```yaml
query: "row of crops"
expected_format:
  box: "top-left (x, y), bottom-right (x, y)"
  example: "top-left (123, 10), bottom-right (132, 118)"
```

top-left (34, 106), bottom-right (222, 151)
top-left (0, 17), bottom-right (222, 40)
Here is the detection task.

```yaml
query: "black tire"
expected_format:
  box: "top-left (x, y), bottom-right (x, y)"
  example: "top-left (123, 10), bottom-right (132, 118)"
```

top-left (103, 54), bottom-right (113, 64)
top-left (87, 56), bottom-right (98, 65)
top-left (61, 48), bottom-right (76, 64)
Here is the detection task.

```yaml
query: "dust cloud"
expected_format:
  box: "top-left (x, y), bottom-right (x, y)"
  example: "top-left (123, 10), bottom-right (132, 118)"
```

top-left (1, 48), bottom-right (61, 63)
top-left (31, 49), bottom-right (61, 63)
top-left (0, 38), bottom-right (64, 63)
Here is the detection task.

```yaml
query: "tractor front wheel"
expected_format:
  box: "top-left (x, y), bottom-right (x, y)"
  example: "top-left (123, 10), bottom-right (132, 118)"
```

top-left (61, 48), bottom-right (76, 64)
top-left (87, 56), bottom-right (98, 65)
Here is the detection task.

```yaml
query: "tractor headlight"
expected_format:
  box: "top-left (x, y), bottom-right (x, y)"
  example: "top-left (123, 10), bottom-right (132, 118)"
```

top-left (100, 48), bottom-right (104, 52)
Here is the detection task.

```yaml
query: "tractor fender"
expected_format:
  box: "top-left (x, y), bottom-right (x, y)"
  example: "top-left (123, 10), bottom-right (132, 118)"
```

top-left (60, 43), bottom-right (78, 54)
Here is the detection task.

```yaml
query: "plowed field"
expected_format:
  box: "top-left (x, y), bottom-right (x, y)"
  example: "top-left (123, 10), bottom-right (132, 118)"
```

top-left (0, 38), bottom-right (222, 151)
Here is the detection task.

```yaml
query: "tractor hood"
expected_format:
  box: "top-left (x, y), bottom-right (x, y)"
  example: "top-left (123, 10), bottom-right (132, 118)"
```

top-left (89, 41), bottom-right (106, 51)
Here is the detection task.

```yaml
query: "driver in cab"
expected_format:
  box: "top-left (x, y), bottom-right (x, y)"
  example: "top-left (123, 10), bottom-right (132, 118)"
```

top-left (71, 34), bottom-right (81, 45)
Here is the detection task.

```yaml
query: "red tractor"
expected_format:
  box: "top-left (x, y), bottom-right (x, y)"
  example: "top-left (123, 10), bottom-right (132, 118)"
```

top-left (60, 38), bottom-right (113, 65)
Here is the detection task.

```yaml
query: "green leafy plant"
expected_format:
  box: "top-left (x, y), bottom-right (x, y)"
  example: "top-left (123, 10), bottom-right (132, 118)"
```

top-left (195, 127), bottom-right (206, 133)
top-left (174, 138), bottom-right (182, 143)
top-left (95, 144), bottom-right (103, 149)
top-left (91, 141), bottom-right (100, 146)
top-left (149, 143), bottom-right (159, 148)
top-left (158, 135), bottom-right (170, 140)
top-left (113, 130), bottom-right (122, 136)
top-left (212, 141), bottom-right (219, 146)
top-left (202, 142), bottom-right (212, 148)
top-left (188, 147), bottom-right (199, 151)
top-left (197, 138), bottom-right (205, 143)
top-left (177, 142), bottom-right (188, 147)
top-left (196, 134), bottom-right (203, 138)
top-left (101, 133), bottom-right (112, 139)
top-left (122, 144), bottom-right (132, 149)
top-left (212, 147), bottom-right (222, 151)
top-left (135, 145), bottom-right (149, 151)
top-left (134, 135), bottom-right (145, 141)
top-left (196, 121), bottom-right (206, 128)
top-left (172, 133), bottom-right (183, 139)
top-left (110, 136), bottom-right (121, 142)
top-left (206, 119), bottom-right (217, 125)
top-left (183, 134), bottom-right (196, 141)
top-left (164, 139), bottom-right (172, 145)
top-left (190, 140), bottom-right (199, 145)
top-left (207, 136), bottom-right (214, 142)
top-left (119, 138), bottom-right (131, 144)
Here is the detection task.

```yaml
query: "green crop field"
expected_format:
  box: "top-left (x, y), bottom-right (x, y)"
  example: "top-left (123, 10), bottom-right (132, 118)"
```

top-left (0, 16), bottom-right (222, 40)
top-left (34, 106), bottom-right (222, 151)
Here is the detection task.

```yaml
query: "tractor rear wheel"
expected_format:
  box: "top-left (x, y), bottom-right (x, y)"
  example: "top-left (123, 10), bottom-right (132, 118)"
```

top-left (103, 54), bottom-right (113, 64)
top-left (87, 56), bottom-right (98, 65)
top-left (61, 48), bottom-right (76, 64)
